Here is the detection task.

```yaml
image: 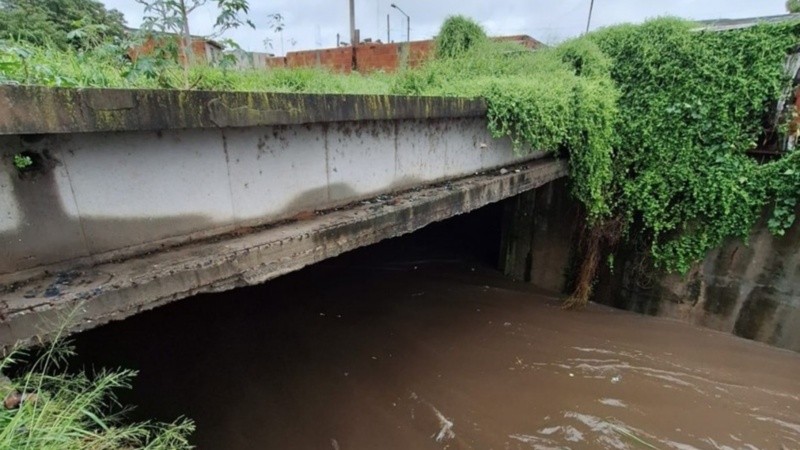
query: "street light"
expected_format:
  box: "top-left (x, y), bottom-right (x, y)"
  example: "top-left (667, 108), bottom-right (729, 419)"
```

top-left (391, 3), bottom-right (410, 42)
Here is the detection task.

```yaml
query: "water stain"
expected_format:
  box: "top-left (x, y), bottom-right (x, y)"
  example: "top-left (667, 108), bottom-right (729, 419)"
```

top-left (0, 140), bottom-right (216, 278)
top-left (733, 286), bottom-right (781, 340)
top-left (703, 284), bottom-right (740, 316)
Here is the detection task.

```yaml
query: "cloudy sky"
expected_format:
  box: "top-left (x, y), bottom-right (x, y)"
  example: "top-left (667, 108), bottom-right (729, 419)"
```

top-left (103, 0), bottom-right (789, 54)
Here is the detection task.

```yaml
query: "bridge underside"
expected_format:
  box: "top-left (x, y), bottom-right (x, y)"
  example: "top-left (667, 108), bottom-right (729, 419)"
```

top-left (0, 159), bottom-right (566, 348)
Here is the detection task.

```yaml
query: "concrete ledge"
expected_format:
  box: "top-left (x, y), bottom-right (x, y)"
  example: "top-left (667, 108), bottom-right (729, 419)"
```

top-left (0, 159), bottom-right (567, 348)
top-left (0, 86), bottom-right (487, 135)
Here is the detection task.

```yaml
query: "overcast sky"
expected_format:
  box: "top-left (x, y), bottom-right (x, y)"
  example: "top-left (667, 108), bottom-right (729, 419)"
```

top-left (103, 0), bottom-right (789, 54)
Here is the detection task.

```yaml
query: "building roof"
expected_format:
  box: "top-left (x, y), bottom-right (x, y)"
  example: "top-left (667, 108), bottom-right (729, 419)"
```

top-left (493, 34), bottom-right (545, 49)
top-left (695, 13), bottom-right (800, 32)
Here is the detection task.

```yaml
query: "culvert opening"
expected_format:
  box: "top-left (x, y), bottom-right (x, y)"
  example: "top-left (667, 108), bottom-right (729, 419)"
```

top-left (67, 201), bottom-right (506, 446)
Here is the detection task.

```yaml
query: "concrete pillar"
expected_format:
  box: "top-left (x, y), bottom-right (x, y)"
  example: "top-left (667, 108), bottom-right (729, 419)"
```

top-left (499, 190), bottom-right (536, 282)
top-left (499, 179), bottom-right (575, 292)
top-left (529, 180), bottom-right (574, 292)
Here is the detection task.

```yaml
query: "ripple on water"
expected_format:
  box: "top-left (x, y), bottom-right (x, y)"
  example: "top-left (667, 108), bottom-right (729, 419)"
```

top-left (598, 398), bottom-right (628, 408)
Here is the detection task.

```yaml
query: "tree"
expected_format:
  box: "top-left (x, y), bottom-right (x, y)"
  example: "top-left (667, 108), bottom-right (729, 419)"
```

top-left (135, 0), bottom-right (254, 65)
top-left (262, 13), bottom-right (283, 52)
top-left (0, 0), bottom-right (126, 48)
top-left (435, 15), bottom-right (487, 59)
top-left (788, 0), bottom-right (800, 13)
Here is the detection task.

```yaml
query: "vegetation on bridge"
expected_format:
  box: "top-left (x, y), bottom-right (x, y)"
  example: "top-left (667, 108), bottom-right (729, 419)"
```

top-left (390, 16), bottom-right (800, 307)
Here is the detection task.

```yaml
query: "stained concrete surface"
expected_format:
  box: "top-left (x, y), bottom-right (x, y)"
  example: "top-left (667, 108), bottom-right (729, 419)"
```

top-left (0, 160), bottom-right (567, 348)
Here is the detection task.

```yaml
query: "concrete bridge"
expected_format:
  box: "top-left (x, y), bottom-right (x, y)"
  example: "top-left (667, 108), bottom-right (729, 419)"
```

top-left (0, 86), bottom-right (567, 347)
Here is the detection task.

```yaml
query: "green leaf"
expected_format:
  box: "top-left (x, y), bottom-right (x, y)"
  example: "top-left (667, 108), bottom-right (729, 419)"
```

top-left (81, 407), bottom-right (109, 431)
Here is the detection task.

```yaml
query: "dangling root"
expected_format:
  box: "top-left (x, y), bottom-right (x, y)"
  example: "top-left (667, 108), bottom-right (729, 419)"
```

top-left (563, 218), bottom-right (623, 310)
top-left (563, 227), bottom-right (601, 310)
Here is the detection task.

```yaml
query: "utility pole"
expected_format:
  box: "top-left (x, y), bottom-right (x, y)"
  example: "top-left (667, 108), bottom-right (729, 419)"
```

top-left (387, 14), bottom-right (390, 42)
top-left (349, 0), bottom-right (356, 45)
top-left (585, 0), bottom-right (595, 35)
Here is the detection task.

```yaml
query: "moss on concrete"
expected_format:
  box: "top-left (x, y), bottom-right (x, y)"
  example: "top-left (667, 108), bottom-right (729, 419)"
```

top-left (0, 86), bottom-right (488, 135)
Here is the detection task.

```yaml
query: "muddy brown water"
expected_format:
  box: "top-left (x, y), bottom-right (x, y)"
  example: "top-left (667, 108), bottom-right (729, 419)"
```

top-left (71, 212), bottom-right (800, 450)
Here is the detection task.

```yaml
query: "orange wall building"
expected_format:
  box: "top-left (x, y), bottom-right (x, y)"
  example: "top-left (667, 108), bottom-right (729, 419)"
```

top-left (268, 35), bottom-right (544, 73)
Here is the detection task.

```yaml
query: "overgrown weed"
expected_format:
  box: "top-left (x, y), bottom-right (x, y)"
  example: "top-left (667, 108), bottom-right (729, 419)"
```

top-left (0, 338), bottom-right (194, 449)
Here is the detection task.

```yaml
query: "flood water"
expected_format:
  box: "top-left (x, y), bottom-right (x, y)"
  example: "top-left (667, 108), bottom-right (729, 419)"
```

top-left (71, 205), bottom-right (800, 450)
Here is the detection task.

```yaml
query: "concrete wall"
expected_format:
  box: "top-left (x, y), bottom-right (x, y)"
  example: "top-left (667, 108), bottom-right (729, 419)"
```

top-left (271, 35), bottom-right (544, 73)
top-left (280, 41), bottom-right (432, 73)
top-left (230, 51), bottom-right (276, 70)
top-left (0, 87), bottom-right (538, 282)
top-left (501, 180), bottom-right (800, 352)
top-left (129, 36), bottom-right (221, 65)
top-left (598, 205), bottom-right (800, 352)
top-left (287, 47), bottom-right (355, 72)
top-left (500, 179), bottom-right (576, 291)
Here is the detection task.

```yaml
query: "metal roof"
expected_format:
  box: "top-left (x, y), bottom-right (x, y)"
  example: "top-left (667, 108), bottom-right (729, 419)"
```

top-left (695, 13), bottom-right (800, 32)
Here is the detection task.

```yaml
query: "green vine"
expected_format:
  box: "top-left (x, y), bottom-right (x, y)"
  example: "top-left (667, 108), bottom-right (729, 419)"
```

top-left (379, 16), bottom-right (800, 279)
top-left (588, 19), bottom-right (800, 272)
top-left (416, 16), bottom-right (800, 298)
top-left (434, 15), bottom-right (488, 59)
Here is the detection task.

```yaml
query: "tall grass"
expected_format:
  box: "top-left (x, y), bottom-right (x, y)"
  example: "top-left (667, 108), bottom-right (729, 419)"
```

top-left (0, 39), bottom-right (398, 94)
top-left (0, 339), bottom-right (194, 449)
top-left (0, 33), bottom-right (564, 98)
top-left (187, 66), bottom-right (393, 94)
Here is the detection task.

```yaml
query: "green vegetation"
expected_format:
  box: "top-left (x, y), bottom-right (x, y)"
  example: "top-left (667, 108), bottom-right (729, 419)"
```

top-left (434, 15), bottom-right (488, 59)
top-left (589, 19), bottom-right (799, 271)
top-left (788, 0), bottom-right (800, 13)
top-left (12, 153), bottom-right (32, 170)
top-left (136, 0), bottom-right (254, 87)
top-left (0, 340), bottom-right (193, 449)
top-left (0, 15), bottom-right (798, 308)
top-left (0, 0), bottom-right (126, 49)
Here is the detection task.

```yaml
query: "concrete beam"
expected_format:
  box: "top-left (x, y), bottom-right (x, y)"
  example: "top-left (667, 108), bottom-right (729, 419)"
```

top-left (1, 117), bottom-right (537, 281)
top-left (0, 159), bottom-right (567, 348)
top-left (0, 86), bottom-right (487, 135)
top-left (499, 190), bottom-right (537, 282)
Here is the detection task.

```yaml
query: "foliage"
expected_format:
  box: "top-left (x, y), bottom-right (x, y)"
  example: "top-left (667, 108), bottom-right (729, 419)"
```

top-left (0, 40), bottom-right (139, 88)
top-left (135, 0), bottom-right (254, 40)
top-left (762, 151), bottom-right (800, 235)
top-left (262, 13), bottom-right (284, 51)
top-left (588, 19), bottom-right (800, 272)
top-left (0, 340), bottom-right (193, 449)
top-left (0, 0), bottom-right (126, 49)
top-left (390, 37), bottom-right (619, 223)
top-left (434, 15), bottom-right (488, 59)
top-left (788, 0), bottom-right (800, 13)
top-left (0, 38), bottom-right (396, 93)
top-left (134, 0), bottom-right (254, 87)
top-left (12, 153), bottom-right (32, 170)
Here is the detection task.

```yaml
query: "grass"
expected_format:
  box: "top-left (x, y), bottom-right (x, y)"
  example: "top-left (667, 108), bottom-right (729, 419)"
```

top-left (0, 36), bottom-right (568, 95)
top-left (0, 338), bottom-right (194, 450)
